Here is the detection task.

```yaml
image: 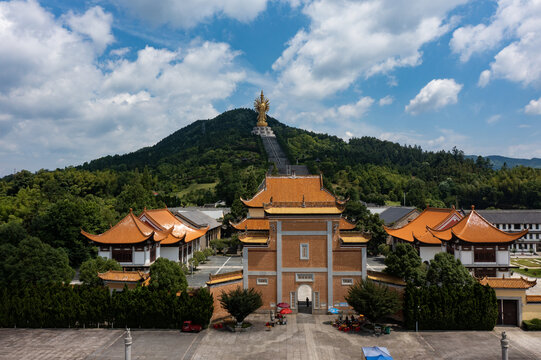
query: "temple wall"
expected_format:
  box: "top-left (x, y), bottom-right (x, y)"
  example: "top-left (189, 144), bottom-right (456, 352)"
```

top-left (332, 250), bottom-right (362, 272)
top-left (133, 250), bottom-right (145, 265)
top-left (282, 235), bottom-right (327, 268)
top-left (419, 246), bottom-right (441, 262)
top-left (208, 280), bottom-right (243, 322)
top-left (497, 250), bottom-right (509, 265)
top-left (160, 247), bottom-right (179, 262)
top-left (248, 275), bottom-right (277, 310)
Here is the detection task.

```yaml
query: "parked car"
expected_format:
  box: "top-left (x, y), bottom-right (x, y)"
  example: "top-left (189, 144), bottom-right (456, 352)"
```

top-left (182, 320), bottom-right (202, 333)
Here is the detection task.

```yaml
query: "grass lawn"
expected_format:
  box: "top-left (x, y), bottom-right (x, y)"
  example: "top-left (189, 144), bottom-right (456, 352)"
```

top-left (511, 258), bottom-right (541, 268)
top-left (385, 200), bottom-right (401, 206)
top-left (513, 267), bottom-right (541, 277)
top-left (177, 182), bottom-right (217, 197)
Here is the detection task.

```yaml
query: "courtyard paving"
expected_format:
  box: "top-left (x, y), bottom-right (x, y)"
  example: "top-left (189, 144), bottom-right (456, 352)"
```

top-left (2, 314), bottom-right (541, 359)
top-left (186, 255), bottom-right (243, 288)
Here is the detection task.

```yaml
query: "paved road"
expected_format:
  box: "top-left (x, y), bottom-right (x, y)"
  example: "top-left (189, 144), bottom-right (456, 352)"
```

top-left (367, 255), bottom-right (386, 272)
top-left (3, 315), bottom-right (540, 360)
top-left (187, 255), bottom-right (242, 288)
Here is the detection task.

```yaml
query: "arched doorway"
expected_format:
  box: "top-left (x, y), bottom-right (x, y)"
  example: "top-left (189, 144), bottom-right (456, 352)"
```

top-left (297, 284), bottom-right (312, 314)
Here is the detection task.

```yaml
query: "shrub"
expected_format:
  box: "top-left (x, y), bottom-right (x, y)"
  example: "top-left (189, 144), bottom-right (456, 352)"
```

top-left (194, 251), bottom-right (206, 264)
top-left (523, 318), bottom-right (541, 331)
top-left (203, 248), bottom-right (214, 258)
top-left (188, 257), bottom-right (199, 270)
top-left (345, 279), bottom-right (401, 323)
top-left (219, 288), bottom-right (262, 324)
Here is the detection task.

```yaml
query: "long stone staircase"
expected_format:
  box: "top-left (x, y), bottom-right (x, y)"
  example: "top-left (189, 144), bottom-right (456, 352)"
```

top-left (260, 135), bottom-right (310, 175)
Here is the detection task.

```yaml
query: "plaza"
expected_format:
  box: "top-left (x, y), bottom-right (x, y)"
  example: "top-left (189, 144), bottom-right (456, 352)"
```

top-left (2, 314), bottom-right (541, 360)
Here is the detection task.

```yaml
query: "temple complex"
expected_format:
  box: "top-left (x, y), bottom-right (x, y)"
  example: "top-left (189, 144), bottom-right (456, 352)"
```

top-left (81, 208), bottom-right (208, 269)
top-left (386, 206), bottom-right (527, 277)
top-left (231, 174), bottom-right (368, 314)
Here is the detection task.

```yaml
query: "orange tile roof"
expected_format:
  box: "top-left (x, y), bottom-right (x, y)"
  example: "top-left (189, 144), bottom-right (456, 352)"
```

top-left (428, 208), bottom-right (528, 244)
top-left (231, 218), bottom-right (270, 231)
top-left (140, 208), bottom-right (209, 244)
top-left (238, 231), bottom-right (269, 244)
top-left (526, 295), bottom-right (541, 303)
top-left (367, 270), bottom-right (406, 286)
top-left (479, 276), bottom-right (537, 289)
top-left (340, 232), bottom-right (370, 243)
top-left (206, 270), bottom-right (243, 286)
top-left (384, 207), bottom-right (462, 244)
top-left (241, 175), bottom-right (342, 208)
top-left (98, 270), bottom-right (150, 282)
top-left (340, 218), bottom-right (357, 230)
top-left (264, 206), bottom-right (343, 215)
top-left (81, 210), bottom-right (163, 244)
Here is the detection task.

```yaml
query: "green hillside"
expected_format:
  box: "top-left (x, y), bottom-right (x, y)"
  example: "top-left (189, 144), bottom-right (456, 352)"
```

top-left (1, 108), bottom-right (540, 268)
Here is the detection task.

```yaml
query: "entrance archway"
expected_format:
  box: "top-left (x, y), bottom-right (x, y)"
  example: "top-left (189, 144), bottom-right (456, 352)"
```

top-left (297, 284), bottom-right (312, 314)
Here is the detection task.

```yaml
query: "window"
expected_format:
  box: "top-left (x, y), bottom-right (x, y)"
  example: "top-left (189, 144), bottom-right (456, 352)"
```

top-left (514, 224), bottom-right (521, 230)
top-left (256, 278), bottom-right (268, 285)
top-left (475, 268), bottom-right (496, 277)
top-left (150, 245), bottom-right (156, 262)
top-left (99, 246), bottom-right (110, 251)
top-left (474, 247), bottom-right (496, 262)
top-left (300, 243), bottom-right (309, 260)
top-left (112, 247), bottom-right (132, 263)
top-left (296, 273), bottom-right (314, 282)
top-left (341, 278), bottom-right (354, 286)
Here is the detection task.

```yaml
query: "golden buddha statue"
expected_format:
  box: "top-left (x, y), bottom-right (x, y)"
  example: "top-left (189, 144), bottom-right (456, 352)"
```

top-left (254, 90), bottom-right (269, 127)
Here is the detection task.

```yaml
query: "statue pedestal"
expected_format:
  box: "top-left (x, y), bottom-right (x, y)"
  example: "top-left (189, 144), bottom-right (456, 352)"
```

top-left (252, 126), bottom-right (275, 137)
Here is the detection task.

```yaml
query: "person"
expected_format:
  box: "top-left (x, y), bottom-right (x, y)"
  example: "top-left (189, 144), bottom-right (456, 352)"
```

top-left (305, 297), bottom-right (309, 308)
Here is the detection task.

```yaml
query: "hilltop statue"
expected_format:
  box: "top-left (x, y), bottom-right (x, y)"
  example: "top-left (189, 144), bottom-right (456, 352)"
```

top-left (254, 90), bottom-right (269, 127)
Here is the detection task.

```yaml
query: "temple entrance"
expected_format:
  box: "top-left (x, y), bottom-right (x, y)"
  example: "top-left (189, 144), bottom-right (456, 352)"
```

top-left (497, 299), bottom-right (519, 326)
top-left (297, 284), bottom-right (312, 314)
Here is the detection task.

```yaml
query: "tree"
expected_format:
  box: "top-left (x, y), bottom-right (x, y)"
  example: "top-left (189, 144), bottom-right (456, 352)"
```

top-left (345, 279), bottom-right (401, 323)
top-left (149, 258), bottom-right (187, 293)
top-left (384, 243), bottom-right (425, 283)
top-left (219, 287), bottom-right (262, 325)
top-left (426, 252), bottom-right (474, 287)
top-left (343, 201), bottom-right (387, 255)
top-left (79, 257), bottom-right (122, 286)
top-left (1, 237), bottom-right (74, 285)
top-left (194, 250), bottom-right (206, 264)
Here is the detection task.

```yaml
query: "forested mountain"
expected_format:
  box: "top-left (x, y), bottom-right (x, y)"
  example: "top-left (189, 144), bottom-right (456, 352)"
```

top-left (465, 155), bottom-right (541, 170)
top-left (1, 108), bottom-right (540, 272)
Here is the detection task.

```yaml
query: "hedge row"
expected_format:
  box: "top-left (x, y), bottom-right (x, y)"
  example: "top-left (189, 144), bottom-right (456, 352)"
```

top-left (404, 283), bottom-right (498, 330)
top-left (0, 284), bottom-right (213, 329)
top-left (523, 318), bottom-right (541, 331)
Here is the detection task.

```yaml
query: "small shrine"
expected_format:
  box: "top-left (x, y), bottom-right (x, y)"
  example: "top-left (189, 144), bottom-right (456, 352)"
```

top-left (251, 90), bottom-right (275, 137)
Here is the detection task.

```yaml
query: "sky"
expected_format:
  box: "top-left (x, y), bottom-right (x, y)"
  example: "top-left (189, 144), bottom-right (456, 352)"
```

top-left (1, 0), bottom-right (541, 176)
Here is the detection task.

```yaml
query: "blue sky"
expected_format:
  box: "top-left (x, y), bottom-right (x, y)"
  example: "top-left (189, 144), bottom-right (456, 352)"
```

top-left (1, 0), bottom-right (540, 176)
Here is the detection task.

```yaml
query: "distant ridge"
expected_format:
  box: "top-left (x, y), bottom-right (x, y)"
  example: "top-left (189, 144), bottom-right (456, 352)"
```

top-left (466, 155), bottom-right (541, 169)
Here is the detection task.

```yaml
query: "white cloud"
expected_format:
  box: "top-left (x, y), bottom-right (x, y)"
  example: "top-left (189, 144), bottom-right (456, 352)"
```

top-left (64, 6), bottom-right (114, 53)
top-left (478, 70), bottom-right (491, 87)
top-left (111, 0), bottom-right (268, 28)
top-left (379, 95), bottom-right (393, 106)
top-left (272, 0), bottom-right (467, 99)
top-left (405, 79), bottom-right (463, 115)
top-left (452, 0), bottom-right (541, 87)
top-left (486, 114), bottom-right (501, 124)
top-left (524, 97), bottom-right (541, 115)
top-left (0, 1), bottom-right (246, 173)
